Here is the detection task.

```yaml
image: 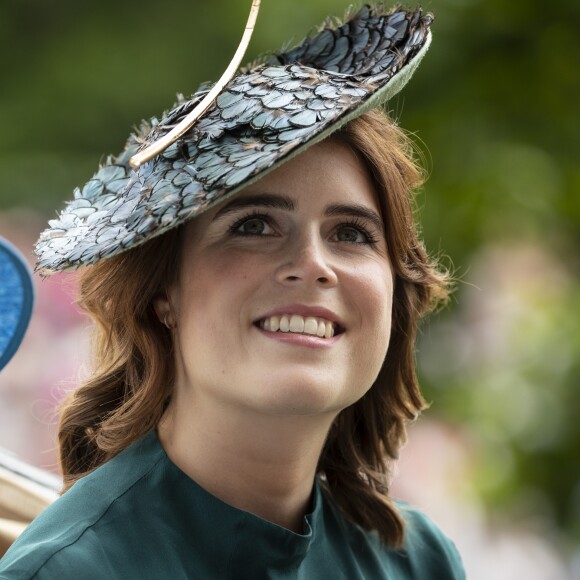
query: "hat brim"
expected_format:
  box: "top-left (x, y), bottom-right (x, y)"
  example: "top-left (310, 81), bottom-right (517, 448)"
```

top-left (35, 5), bottom-right (433, 274)
top-left (0, 238), bottom-right (34, 370)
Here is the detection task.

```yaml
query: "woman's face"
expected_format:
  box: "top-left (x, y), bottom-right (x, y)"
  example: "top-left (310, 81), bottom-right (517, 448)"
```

top-left (168, 137), bottom-right (394, 417)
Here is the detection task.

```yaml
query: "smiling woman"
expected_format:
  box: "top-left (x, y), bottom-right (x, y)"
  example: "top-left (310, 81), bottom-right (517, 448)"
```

top-left (161, 136), bottom-right (393, 414)
top-left (0, 4), bottom-right (464, 579)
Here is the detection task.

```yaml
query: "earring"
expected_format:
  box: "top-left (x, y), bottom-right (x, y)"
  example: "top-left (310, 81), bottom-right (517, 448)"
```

top-left (163, 313), bottom-right (175, 330)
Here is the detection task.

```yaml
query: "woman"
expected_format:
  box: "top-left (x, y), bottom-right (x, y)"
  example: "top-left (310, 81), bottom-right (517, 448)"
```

top-left (0, 4), bottom-right (464, 578)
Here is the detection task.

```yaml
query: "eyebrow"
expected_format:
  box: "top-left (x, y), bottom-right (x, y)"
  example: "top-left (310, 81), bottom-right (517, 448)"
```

top-left (325, 203), bottom-right (385, 235)
top-left (212, 193), bottom-right (295, 220)
top-left (212, 192), bottom-right (384, 234)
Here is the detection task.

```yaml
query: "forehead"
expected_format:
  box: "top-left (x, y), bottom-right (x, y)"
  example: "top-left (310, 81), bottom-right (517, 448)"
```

top-left (219, 137), bottom-right (378, 212)
top-left (183, 136), bottom-right (381, 245)
top-left (254, 137), bottom-right (372, 195)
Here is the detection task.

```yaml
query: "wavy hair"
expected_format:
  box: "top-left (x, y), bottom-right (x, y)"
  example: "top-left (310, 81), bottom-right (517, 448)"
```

top-left (57, 109), bottom-right (449, 548)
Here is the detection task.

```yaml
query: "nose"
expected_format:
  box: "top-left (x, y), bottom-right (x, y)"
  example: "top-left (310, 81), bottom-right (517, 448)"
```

top-left (274, 229), bottom-right (338, 287)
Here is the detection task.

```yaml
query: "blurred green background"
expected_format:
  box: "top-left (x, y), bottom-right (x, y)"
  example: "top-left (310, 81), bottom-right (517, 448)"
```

top-left (1, 0), bottom-right (578, 575)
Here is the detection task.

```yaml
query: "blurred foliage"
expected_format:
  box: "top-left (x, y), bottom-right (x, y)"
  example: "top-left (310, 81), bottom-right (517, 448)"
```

top-left (1, 0), bottom-right (578, 553)
top-left (407, 0), bottom-right (580, 553)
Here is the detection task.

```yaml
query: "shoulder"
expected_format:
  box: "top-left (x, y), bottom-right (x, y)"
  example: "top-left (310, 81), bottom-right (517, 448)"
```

top-left (395, 501), bottom-right (465, 579)
top-left (0, 431), bottom-right (163, 579)
top-left (319, 486), bottom-right (465, 579)
top-left (0, 538), bottom-right (115, 580)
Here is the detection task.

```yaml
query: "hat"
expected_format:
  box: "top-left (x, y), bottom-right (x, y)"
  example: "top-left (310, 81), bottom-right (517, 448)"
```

top-left (35, 3), bottom-right (433, 274)
top-left (0, 238), bottom-right (34, 370)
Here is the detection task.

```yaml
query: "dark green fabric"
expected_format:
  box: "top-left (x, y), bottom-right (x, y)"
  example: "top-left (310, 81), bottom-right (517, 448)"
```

top-left (0, 430), bottom-right (465, 579)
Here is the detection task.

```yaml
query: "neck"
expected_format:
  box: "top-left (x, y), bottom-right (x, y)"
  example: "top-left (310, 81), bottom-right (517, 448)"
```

top-left (157, 391), bottom-right (336, 533)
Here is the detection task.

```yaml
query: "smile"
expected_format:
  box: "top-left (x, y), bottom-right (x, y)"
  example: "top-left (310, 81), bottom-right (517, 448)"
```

top-left (256, 314), bottom-right (343, 338)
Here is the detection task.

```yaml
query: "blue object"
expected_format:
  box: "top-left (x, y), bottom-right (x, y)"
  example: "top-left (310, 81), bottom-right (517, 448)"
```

top-left (0, 237), bottom-right (34, 370)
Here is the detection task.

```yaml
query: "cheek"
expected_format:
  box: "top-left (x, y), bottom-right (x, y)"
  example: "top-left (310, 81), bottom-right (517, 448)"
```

top-left (354, 262), bottom-right (394, 320)
top-left (176, 251), bottom-right (266, 330)
top-left (363, 269), bottom-right (394, 368)
top-left (351, 264), bottom-right (394, 361)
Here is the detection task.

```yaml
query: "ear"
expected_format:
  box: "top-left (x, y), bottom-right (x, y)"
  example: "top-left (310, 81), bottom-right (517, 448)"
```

top-left (153, 294), bottom-right (176, 329)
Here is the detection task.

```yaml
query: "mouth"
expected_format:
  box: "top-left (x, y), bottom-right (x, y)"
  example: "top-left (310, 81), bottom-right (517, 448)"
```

top-left (254, 314), bottom-right (345, 339)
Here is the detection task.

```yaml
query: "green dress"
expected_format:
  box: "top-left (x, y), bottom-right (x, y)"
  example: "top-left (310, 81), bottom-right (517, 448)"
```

top-left (0, 430), bottom-right (464, 579)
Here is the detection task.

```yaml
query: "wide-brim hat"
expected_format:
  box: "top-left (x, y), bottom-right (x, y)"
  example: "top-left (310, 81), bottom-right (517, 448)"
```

top-left (35, 3), bottom-right (433, 274)
top-left (0, 238), bottom-right (34, 370)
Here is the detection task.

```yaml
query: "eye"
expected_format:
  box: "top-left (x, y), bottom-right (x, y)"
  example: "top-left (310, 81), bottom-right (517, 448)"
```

top-left (336, 225), bottom-right (367, 243)
top-left (229, 213), bottom-right (275, 236)
top-left (333, 220), bottom-right (379, 245)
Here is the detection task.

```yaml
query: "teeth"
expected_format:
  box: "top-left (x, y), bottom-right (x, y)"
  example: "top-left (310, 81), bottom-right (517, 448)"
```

top-left (280, 315), bottom-right (290, 332)
top-left (304, 317), bottom-right (318, 335)
top-left (289, 315), bottom-right (304, 333)
top-left (259, 314), bottom-right (337, 338)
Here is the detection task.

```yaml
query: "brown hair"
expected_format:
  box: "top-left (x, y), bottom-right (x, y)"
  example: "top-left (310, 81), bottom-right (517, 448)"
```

top-left (57, 109), bottom-right (449, 547)
top-left (319, 109), bottom-right (449, 545)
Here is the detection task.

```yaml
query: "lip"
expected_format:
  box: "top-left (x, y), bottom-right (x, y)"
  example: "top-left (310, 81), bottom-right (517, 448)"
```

top-left (254, 304), bottom-right (345, 329)
top-left (254, 325), bottom-right (343, 348)
top-left (253, 304), bottom-right (346, 344)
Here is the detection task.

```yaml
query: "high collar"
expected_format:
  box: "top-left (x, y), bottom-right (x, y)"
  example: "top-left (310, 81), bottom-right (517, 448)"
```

top-left (143, 428), bottom-right (322, 573)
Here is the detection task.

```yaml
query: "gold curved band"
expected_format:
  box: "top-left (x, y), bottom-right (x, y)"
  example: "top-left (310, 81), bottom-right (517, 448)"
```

top-left (129, 0), bottom-right (262, 169)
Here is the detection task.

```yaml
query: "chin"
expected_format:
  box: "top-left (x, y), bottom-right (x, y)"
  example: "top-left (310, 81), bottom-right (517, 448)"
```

top-left (245, 374), bottom-right (364, 417)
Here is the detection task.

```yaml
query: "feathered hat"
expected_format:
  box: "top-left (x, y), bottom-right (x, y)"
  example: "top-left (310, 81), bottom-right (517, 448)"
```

top-left (35, 2), bottom-right (433, 274)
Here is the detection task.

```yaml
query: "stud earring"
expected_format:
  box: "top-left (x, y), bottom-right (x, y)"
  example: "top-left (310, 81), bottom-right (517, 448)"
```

top-left (163, 313), bottom-right (175, 330)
